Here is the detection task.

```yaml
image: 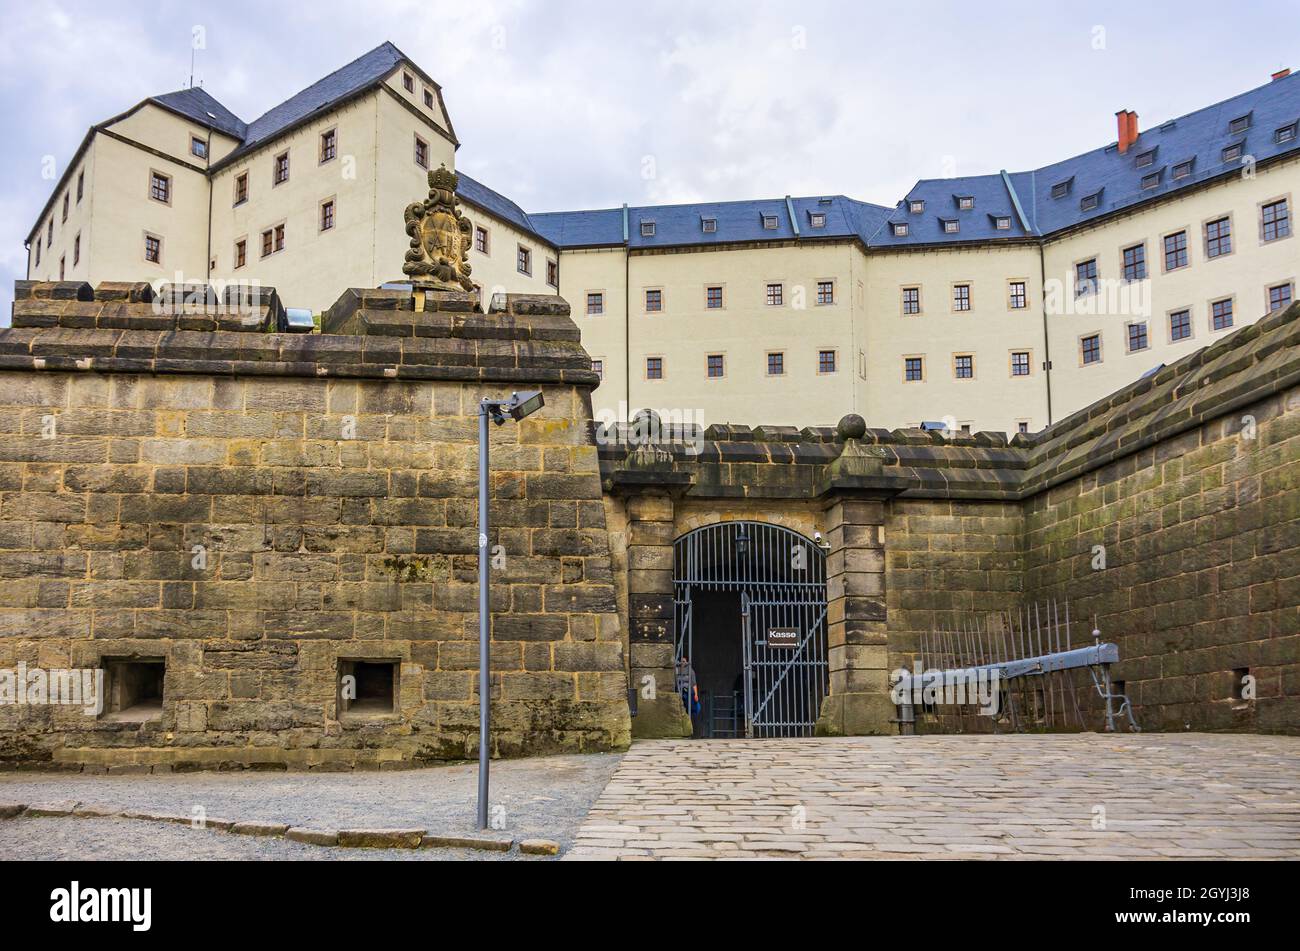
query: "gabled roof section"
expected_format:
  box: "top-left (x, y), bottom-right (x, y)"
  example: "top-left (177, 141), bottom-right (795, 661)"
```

top-left (149, 87), bottom-right (247, 139)
top-left (456, 172), bottom-right (555, 248)
top-left (871, 173), bottom-right (1033, 247)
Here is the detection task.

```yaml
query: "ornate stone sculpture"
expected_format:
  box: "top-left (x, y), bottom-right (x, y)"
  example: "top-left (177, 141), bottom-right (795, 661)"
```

top-left (402, 164), bottom-right (474, 292)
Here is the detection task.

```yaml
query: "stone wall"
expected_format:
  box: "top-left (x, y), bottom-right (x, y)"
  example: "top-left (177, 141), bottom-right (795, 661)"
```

top-left (0, 282), bottom-right (630, 770)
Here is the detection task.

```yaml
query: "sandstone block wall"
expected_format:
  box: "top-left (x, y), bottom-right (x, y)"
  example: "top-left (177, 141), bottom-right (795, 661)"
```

top-left (0, 283), bottom-right (630, 770)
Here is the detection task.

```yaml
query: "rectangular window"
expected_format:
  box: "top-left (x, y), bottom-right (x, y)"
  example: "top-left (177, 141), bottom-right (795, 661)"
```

top-left (150, 171), bottom-right (170, 203)
top-left (474, 226), bottom-right (489, 254)
top-left (1261, 199), bottom-right (1291, 242)
top-left (591, 359), bottom-right (604, 379)
top-left (957, 196), bottom-right (974, 210)
top-left (809, 213), bottom-right (826, 228)
top-left (34, 238), bottom-right (40, 267)
top-left (1127, 322), bottom-right (1149, 352)
top-left (1081, 334), bottom-right (1101, 365)
top-left (1135, 150), bottom-right (1155, 168)
top-left (707, 354), bottom-right (725, 378)
top-left (892, 223), bottom-right (909, 237)
top-left (818, 350), bottom-right (837, 374)
top-left (904, 357), bottom-right (924, 382)
top-left (59, 254), bottom-right (65, 279)
top-left (73, 233), bottom-right (80, 266)
top-left (423, 88), bottom-right (435, 109)
top-left (191, 135), bottom-right (207, 159)
top-left (144, 235), bottom-right (161, 264)
top-left (586, 292), bottom-right (604, 315)
top-left (546, 259), bottom-right (558, 288)
top-left (1223, 143), bottom-right (1243, 163)
top-left (640, 220), bottom-right (656, 237)
top-left (1169, 309), bottom-right (1192, 341)
top-left (762, 214), bottom-right (779, 230)
top-left (235, 239), bottom-right (246, 269)
top-left (706, 286), bottom-right (724, 309)
top-left (1008, 281), bottom-right (1026, 309)
top-left (1211, 298), bottom-right (1234, 331)
top-left (1080, 192), bottom-right (1101, 212)
top-left (47, 220), bottom-right (52, 245)
top-left (1205, 216), bottom-right (1232, 258)
top-left (320, 200), bottom-right (335, 231)
top-left (1173, 160), bottom-right (1194, 180)
top-left (1164, 230), bottom-right (1189, 270)
top-left (517, 245), bottom-right (531, 275)
top-left (1051, 181), bottom-right (1071, 199)
top-left (274, 223), bottom-right (285, 252)
top-left (273, 151), bottom-right (289, 185)
top-left (414, 136), bottom-right (428, 168)
top-left (701, 217), bottom-right (717, 233)
top-left (76, 170), bottom-right (84, 202)
top-left (320, 129), bottom-right (337, 163)
top-left (1229, 114), bottom-right (1251, 135)
top-left (766, 283), bottom-right (783, 306)
top-left (767, 352), bottom-right (784, 376)
top-left (942, 219), bottom-right (959, 233)
top-left (645, 289), bottom-right (662, 312)
top-left (261, 229), bottom-right (273, 257)
top-left (646, 357), bottom-right (663, 380)
top-left (1011, 351), bottom-right (1030, 376)
top-left (1277, 123), bottom-right (1298, 144)
top-left (1269, 283), bottom-right (1293, 312)
top-left (1018, 422), bottom-right (1030, 434)
top-left (1075, 259), bottom-right (1097, 296)
top-left (954, 354), bottom-right (973, 379)
top-left (817, 281), bottom-right (835, 305)
top-left (234, 172), bottom-right (248, 206)
top-left (902, 286), bottom-right (921, 315)
top-left (994, 216), bottom-right (1011, 230)
top-left (953, 284), bottom-right (971, 311)
top-left (403, 72), bottom-right (414, 93)
top-left (1122, 244), bottom-right (1147, 281)
top-left (909, 199), bottom-right (925, 213)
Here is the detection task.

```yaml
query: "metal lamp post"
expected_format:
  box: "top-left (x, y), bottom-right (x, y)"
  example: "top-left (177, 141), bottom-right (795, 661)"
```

top-left (475, 390), bottom-right (545, 830)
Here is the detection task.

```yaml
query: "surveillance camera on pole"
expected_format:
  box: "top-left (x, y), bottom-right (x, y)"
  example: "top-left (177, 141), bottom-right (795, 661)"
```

top-left (475, 391), bottom-right (544, 830)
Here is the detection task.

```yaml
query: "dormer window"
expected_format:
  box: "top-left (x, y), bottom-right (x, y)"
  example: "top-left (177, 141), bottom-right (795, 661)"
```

top-left (1276, 123), bottom-right (1298, 144)
top-left (701, 217), bottom-right (717, 233)
top-left (993, 216), bottom-right (1011, 230)
top-left (1141, 170), bottom-right (1162, 191)
top-left (892, 222), bottom-right (909, 237)
top-left (956, 196), bottom-right (974, 210)
top-left (1172, 159), bottom-right (1194, 180)
top-left (1080, 191), bottom-right (1102, 212)
top-left (640, 220), bottom-right (656, 237)
top-left (1228, 113), bottom-right (1252, 135)
top-left (1135, 149), bottom-right (1156, 168)
top-left (1051, 179), bottom-right (1072, 200)
top-left (941, 218), bottom-right (959, 234)
top-left (909, 199), bottom-right (925, 214)
top-left (761, 214), bottom-right (779, 230)
top-left (1223, 142), bottom-right (1244, 163)
top-left (809, 212), bottom-right (826, 228)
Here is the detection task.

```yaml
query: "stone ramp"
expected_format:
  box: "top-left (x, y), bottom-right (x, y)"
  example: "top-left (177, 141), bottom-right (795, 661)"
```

top-left (564, 735), bottom-right (1300, 860)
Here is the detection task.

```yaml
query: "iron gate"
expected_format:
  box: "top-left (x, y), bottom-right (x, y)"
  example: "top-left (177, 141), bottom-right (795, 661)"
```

top-left (673, 522), bottom-right (829, 738)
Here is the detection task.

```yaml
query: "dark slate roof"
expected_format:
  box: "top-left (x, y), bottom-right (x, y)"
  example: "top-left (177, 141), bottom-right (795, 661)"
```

top-left (873, 71), bottom-right (1300, 247)
top-left (456, 173), bottom-right (554, 247)
top-left (531, 194), bottom-right (893, 250)
top-left (218, 42), bottom-right (412, 165)
top-left (150, 87), bottom-right (247, 139)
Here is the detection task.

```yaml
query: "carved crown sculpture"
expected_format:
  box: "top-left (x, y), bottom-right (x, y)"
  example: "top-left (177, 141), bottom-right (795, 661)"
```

top-left (402, 164), bottom-right (475, 292)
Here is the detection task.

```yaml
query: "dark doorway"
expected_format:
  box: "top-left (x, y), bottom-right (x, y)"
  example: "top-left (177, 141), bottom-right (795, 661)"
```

top-left (688, 590), bottom-right (745, 738)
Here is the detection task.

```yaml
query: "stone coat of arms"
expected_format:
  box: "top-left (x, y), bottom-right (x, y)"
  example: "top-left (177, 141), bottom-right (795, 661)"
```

top-left (402, 164), bottom-right (475, 292)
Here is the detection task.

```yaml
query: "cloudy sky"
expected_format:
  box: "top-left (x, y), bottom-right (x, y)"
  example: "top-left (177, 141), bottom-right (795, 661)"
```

top-left (2, 0), bottom-right (1297, 322)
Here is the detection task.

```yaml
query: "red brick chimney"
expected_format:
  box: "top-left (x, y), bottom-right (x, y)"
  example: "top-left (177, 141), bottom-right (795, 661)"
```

top-left (1273, 68), bottom-right (1292, 81)
top-left (1116, 110), bottom-right (1140, 153)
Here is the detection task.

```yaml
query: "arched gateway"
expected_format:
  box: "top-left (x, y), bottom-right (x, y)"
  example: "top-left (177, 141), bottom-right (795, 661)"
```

top-left (673, 521), bottom-right (829, 739)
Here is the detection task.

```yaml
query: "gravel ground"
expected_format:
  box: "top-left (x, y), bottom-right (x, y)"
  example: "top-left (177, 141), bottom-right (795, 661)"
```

top-left (0, 752), bottom-right (623, 861)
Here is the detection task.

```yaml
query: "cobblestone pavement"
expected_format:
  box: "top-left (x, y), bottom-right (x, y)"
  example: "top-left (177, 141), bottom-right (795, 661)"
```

top-left (565, 735), bottom-right (1300, 860)
top-left (0, 752), bottom-right (621, 860)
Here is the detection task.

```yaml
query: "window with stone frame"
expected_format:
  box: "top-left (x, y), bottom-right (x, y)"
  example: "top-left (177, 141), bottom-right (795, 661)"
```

top-left (767, 352), bottom-right (784, 376)
top-left (234, 172), bottom-right (249, 206)
top-left (1205, 216), bottom-right (1232, 258)
top-left (1075, 258), bottom-right (1098, 297)
top-left (646, 357), bottom-right (663, 380)
top-left (954, 354), bottom-right (974, 379)
top-left (952, 283), bottom-right (971, 311)
top-left (1261, 199), bottom-right (1290, 242)
top-left (273, 151), bottom-right (289, 185)
top-left (904, 356), bottom-right (924, 381)
top-left (902, 286), bottom-right (921, 315)
top-left (1211, 298), bottom-right (1234, 331)
top-left (1169, 309), bottom-right (1192, 341)
top-left (1127, 322), bottom-right (1149, 352)
top-left (1269, 283), bottom-right (1293, 312)
top-left (1164, 230), bottom-right (1189, 270)
top-left (150, 171), bottom-right (170, 204)
top-left (1008, 281), bottom-right (1026, 309)
top-left (144, 235), bottom-right (161, 264)
top-left (320, 128), bottom-right (337, 163)
top-left (766, 283), bottom-right (783, 306)
top-left (1122, 244), bottom-right (1147, 281)
top-left (818, 350), bottom-right (837, 374)
top-left (645, 289), bottom-right (662, 312)
top-left (1011, 351), bottom-right (1030, 376)
top-left (234, 239), bottom-right (246, 269)
top-left (707, 354), bottom-right (725, 378)
top-left (817, 281), bottom-right (835, 305)
top-left (1081, 333), bottom-right (1102, 365)
top-left (474, 225), bottom-right (489, 254)
top-left (706, 285), bottom-right (724, 309)
top-left (414, 136), bottom-right (428, 169)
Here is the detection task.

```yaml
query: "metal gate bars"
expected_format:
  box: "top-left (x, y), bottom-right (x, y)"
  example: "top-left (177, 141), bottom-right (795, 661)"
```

top-left (673, 521), bottom-right (829, 738)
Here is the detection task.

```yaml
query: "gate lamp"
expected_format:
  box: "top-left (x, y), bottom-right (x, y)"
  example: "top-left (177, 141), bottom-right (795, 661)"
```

top-left (475, 391), bottom-right (544, 830)
top-left (735, 526), bottom-right (750, 558)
